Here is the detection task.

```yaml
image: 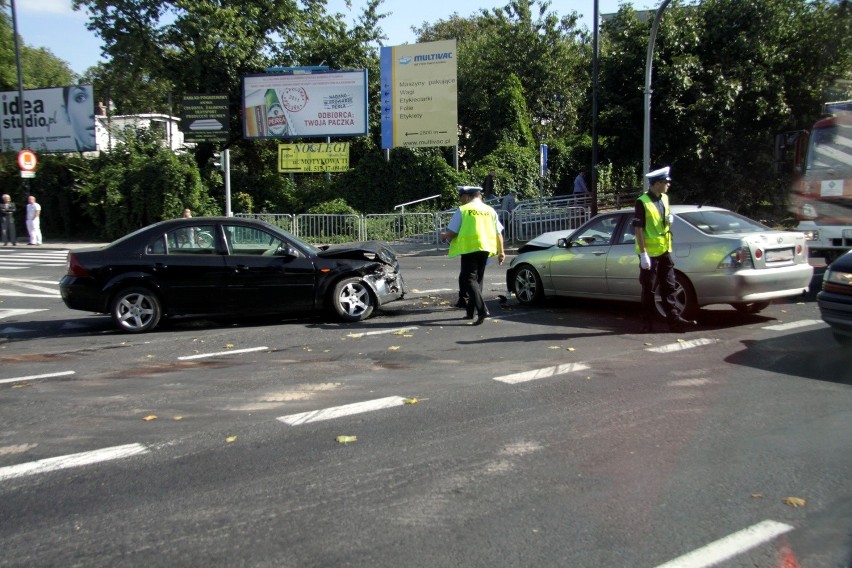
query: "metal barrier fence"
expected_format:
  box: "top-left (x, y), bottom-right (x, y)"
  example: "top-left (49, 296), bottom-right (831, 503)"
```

top-left (236, 195), bottom-right (604, 247)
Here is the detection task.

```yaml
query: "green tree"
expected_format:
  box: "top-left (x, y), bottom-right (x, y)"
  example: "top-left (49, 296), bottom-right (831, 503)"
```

top-left (0, 8), bottom-right (76, 90)
top-left (418, 1), bottom-right (590, 163)
top-left (79, 128), bottom-right (213, 240)
top-left (599, 0), bottom-right (852, 216)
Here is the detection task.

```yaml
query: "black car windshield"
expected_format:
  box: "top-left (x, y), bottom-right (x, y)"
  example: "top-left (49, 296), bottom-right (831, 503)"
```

top-left (678, 210), bottom-right (770, 234)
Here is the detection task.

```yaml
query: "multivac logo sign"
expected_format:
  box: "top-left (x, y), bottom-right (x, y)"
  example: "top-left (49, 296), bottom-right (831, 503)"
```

top-left (398, 51), bottom-right (454, 66)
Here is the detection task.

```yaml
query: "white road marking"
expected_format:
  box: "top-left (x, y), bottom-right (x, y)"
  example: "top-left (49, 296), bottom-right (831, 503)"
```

top-left (762, 319), bottom-right (824, 331)
top-left (411, 288), bottom-right (453, 294)
top-left (0, 371), bottom-right (75, 385)
top-left (0, 443), bottom-right (149, 482)
top-left (0, 308), bottom-right (49, 320)
top-left (350, 327), bottom-right (419, 336)
top-left (646, 338), bottom-right (717, 353)
top-left (178, 346), bottom-right (269, 360)
top-left (278, 395), bottom-right (406, 426)
top-left (654, 519), bottom-right (794, 568)
top-left (0, 278), bottom-right (59, 285)
top-left (494, 362), bottom-right (591, 384)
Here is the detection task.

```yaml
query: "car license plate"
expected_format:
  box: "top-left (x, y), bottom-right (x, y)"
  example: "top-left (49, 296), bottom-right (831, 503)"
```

top-left (766, 248), bottom-right (794, 262)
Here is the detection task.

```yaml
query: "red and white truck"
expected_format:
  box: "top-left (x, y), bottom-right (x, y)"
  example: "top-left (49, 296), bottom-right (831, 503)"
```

top-left (785, 101), bottom-right (852, 264)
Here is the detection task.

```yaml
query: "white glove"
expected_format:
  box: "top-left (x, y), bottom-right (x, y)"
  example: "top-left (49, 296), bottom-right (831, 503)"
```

top-left (640, 252), bottom-right (651, 270)
top-left (666, 214), bottom-right (674, 226)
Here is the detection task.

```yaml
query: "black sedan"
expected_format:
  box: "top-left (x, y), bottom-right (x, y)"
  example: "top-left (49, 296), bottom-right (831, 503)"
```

top-left (60, 217), bottom-right (407, 333)
top-left (817, 249), bottom-right (852, 346)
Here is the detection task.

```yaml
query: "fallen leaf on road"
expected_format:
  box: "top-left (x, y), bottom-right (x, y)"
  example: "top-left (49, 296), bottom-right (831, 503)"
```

top-left (388, 346), bottom-right (400, 351)
top-left (548, 346), bottom-right (561, 350)
top-left (224, 343), bottom-right (235, 349)
top-left (566, 347), bottom-right (575, 352)
top-left (143, 415), bottom-right (157, 421)
top-left (225, 436), bottom-right (237, 443)
top-left (783, 496), bottom-right (806, 507)
top-left (347, 333), bottom-right (364, 339)
top-left (403, 398), bottom-right (420, 404)
top-left (750, 493), bottom-right (764, 499)
top-left (336, 435), bottom-right (357, 444)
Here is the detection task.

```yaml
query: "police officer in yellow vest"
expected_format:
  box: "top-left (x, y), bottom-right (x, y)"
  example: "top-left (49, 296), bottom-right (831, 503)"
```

top-left (633, 166), bottom-right (696, 333)
top-left (441, 185), bottom-right (505, 325)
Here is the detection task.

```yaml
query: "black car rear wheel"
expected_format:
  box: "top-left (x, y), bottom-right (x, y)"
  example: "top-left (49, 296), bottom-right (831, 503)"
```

top-left (331, 277), bottom-right (375, 322)
top-left (111, 287), bottom-right (162, 333)
top-left (512, 265), bottom-right (543, 305)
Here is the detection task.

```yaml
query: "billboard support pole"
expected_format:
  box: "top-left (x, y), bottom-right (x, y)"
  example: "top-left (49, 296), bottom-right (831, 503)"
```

top-left (223, 149), bottom-right (232, 217)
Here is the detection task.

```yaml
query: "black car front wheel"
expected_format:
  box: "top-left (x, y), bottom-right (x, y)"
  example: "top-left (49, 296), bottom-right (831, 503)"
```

top-left (512, 265), bottom-right (543, 305)
top-left (330, 277), bottom-right (375, 322)
top-left (111, 287), bottom-right (162, 333)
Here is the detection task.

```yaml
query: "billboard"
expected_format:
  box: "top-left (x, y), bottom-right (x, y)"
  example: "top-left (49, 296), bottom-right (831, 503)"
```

top-left (1, 85), bottom-right (96, 153)
top-left (278, 142), bottom-right (350, 173)
top-left (380, 40), bottom-right (458, 149)
top-left (182, 94), bottom-right (230, 143)
top-left (242, 70), bottom-right (368, 139)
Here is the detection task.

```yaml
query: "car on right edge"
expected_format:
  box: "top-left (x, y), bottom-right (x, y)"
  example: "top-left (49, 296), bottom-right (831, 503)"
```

top-left (817, 249), bottom-right (852, 346)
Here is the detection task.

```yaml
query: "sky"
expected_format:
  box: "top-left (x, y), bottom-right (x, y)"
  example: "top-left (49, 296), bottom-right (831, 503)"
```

top-left (11, 0), bottom-right (654, 77)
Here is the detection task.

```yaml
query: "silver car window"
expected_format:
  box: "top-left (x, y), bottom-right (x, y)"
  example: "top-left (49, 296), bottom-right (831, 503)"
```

top-left (678, 210), bottom-right (769, 234)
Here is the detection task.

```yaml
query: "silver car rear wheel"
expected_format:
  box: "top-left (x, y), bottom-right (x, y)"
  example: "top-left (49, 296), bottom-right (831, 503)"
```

top-left (655, 272), bottom-right (697, 320)
top-left (513, 265), bottom-right (543, 305)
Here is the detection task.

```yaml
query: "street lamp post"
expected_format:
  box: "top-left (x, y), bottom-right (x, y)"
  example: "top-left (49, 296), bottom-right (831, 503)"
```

top-left (643, 0), bottom-right (672, 191)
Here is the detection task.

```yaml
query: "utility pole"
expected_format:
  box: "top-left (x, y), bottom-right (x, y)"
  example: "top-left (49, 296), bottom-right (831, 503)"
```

top-left (591, 0), bottom-right (600, 216)
top-left (643, 0), bottom-right (672, 191)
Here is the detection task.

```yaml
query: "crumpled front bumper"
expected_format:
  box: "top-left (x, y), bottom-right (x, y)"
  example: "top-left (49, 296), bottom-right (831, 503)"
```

top-left (367, 266), bottom-right (407, 306)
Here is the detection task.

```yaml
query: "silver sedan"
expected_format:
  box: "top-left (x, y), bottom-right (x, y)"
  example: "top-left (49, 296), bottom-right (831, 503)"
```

top-left (506, 205), bottom-right (814, 318)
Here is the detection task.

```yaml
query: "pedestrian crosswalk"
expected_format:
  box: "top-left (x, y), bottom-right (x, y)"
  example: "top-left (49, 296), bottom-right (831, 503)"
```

top-left (0, 278), bottom-right (60, 298)
top-left (0, 248), bottom-right (68, 270)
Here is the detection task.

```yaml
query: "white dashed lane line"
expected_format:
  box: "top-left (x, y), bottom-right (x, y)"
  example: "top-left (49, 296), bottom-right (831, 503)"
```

top-left (493, 362), bottom-right (591, 385)
top-left (0, 371), bottom-right (76, 385)
top-left (654, 519), bottom-right (794, 568)
top-left (278, 396), bottom-right (407, 426)
top-left (762, 319), bottom-right (824, 331)
top-left (645, 338), bottom-right (718, 353)
top-left (178, 346), bottom-right (269, 360)
top-left (0, 443), bottom-right (149, 482)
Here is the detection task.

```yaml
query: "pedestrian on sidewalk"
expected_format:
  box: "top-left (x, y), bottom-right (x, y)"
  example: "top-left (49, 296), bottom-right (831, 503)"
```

top-left (26, 195), bottom-right (42, 245)
top-left (1, 194), bottom-right (16, 246)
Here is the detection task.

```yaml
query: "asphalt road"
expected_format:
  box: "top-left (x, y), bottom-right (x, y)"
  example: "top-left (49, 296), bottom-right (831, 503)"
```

top-left (0, 246), bottom-right (849, 567)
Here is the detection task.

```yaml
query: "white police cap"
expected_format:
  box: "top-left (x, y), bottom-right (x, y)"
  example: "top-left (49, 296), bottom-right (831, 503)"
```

top-left (645, 166), bottom-right (671, 183)
top-left (457, 185), bottom-right (482, 195)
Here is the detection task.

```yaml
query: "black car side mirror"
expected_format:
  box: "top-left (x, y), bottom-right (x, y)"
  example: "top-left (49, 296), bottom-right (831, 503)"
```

top-left (557, 238), bottom-right (569, 248)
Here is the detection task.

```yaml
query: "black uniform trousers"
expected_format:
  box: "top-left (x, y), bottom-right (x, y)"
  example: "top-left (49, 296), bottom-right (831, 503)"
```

top-left (639, 251), bottom-right (680, 322)
top-left (460, 250), bottom-right (490, 318)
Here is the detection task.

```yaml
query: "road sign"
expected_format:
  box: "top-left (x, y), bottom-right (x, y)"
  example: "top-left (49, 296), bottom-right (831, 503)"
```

top-left (18, 149), bottom-right (37, 171)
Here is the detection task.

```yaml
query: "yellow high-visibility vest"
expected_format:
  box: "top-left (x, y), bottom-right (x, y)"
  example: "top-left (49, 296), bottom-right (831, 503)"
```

top-left (635, 192), bottom-right (671, 257)
top-left (448, 201), bottom-right (499, 258)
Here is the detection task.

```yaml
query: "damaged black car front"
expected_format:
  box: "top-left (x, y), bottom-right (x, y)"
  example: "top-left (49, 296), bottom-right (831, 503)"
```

top-left (317, 241), bottom-right (407, 321)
